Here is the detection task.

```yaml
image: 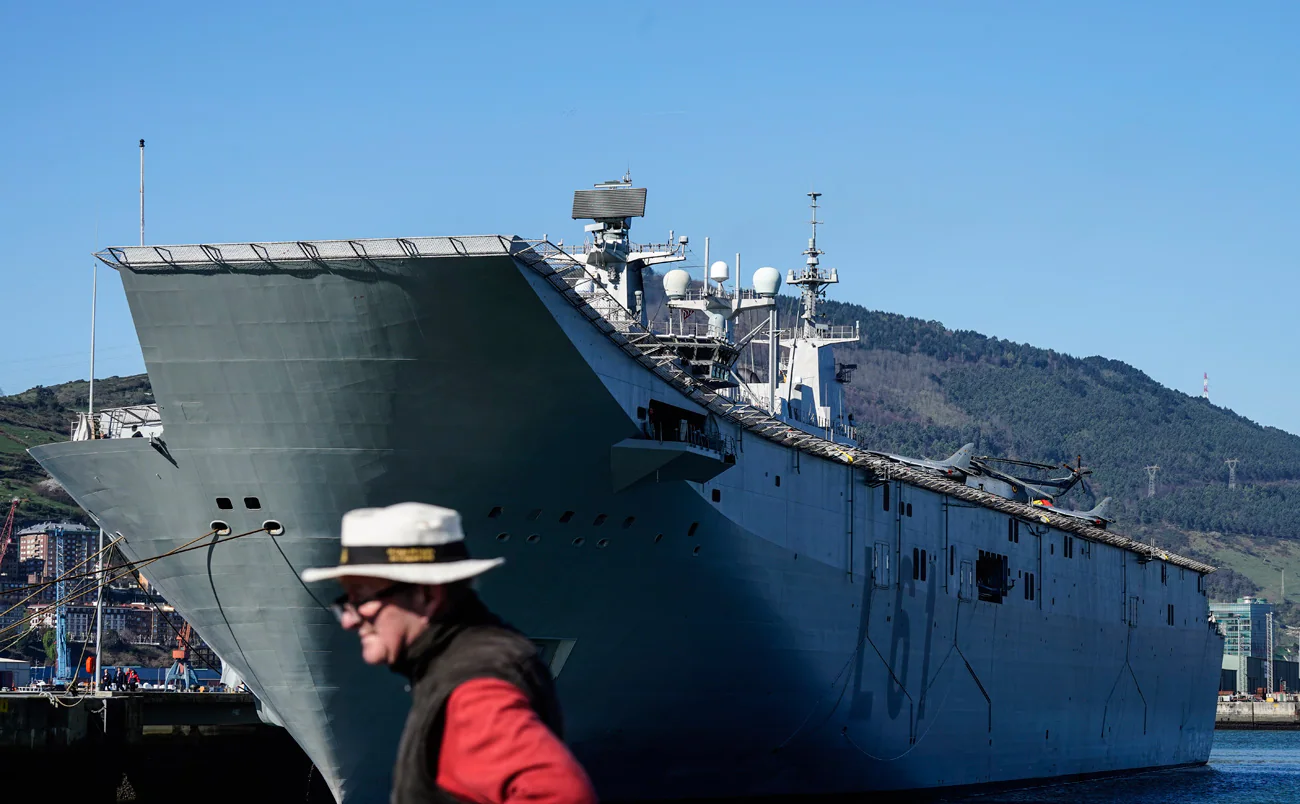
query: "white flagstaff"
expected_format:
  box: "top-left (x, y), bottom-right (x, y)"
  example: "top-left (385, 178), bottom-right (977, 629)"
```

top-left (139, 139), bottom-right (145, 246)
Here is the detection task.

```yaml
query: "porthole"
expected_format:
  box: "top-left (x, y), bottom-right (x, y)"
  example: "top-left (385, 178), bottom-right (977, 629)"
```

top-left (216, 497), bottom-right (233, 511)
top-left (496, 532), bottom-right (510, 542)
top-left (263, 520), bottom-right (284, 536)
top-left (244, 496), bottom-right (261, 510)
top-left (592, 514), bottom-right (607, 526)
top-left (692, 546), bottom-right (701, 556)
top-left (526, 534), bottom-right (540, 544)
top-left (597, 539), bottom-right (610, 548)
top-left (488, 506), bottom-right (503, 519)
top-left (527, 509), bottom-right (542, 521)
top-left (688, 522), bottom-right (699, 537)
top-left (654, 533), bottom-right (664, 544)
top-left (622, 516), bottom-right (635, 529)
top-left (559, 511), bottom-right (574, 523)
top-left (210, 520), bottom-right (232, 536)
top-left (572, 537), bottom-right (585, 547)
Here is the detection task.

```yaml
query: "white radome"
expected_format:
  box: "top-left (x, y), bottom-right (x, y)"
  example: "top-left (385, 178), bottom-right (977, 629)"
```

top-left (753, 266), bottom-right (781, 297)
top-left (709, 260), bottom-right (730, 283)
top-left (663, 269), bottom-right (691, 300)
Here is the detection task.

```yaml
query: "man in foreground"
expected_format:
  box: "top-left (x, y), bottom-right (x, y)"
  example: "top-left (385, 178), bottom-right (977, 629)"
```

top-left (302, 502), bottom-right (596, 803)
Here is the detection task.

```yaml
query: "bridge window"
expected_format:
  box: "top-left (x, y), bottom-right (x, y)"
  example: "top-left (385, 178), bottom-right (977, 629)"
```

top-left (646, 399), bottom-right (706, 444)
top-left (775, 475), bottom-right (781, 487)
top-left (906, 503), bottom-right (913, 518)
top-left (711, 489), bottom-right (721, 503)
top-left (244, 496), bottom-right (261, 510)
top-left (216, 497), bottom-right (233, 510)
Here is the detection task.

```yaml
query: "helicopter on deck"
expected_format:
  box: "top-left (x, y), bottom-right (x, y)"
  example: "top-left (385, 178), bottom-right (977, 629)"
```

top-left (968, 454), bottom-right (1115, 527)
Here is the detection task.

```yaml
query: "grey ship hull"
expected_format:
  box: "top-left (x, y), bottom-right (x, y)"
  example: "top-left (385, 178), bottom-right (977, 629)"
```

top-left (31, 238), bottom-right (1223, 802)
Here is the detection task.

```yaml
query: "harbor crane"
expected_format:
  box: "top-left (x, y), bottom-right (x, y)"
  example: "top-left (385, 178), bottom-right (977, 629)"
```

top-left (0, 497), bottom-right (22, 573)
top-left (165, 621), bottom-right (198, 689)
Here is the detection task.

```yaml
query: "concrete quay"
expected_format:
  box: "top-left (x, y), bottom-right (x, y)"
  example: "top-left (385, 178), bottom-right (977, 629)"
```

top-left (1217, 699), bottom-right (1300, 730)
top-left (0, 691), bottom-right (332, 801)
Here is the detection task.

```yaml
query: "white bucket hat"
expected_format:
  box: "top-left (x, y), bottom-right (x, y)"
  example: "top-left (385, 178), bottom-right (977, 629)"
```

top-left (300, 502), bottom-right (504, 585)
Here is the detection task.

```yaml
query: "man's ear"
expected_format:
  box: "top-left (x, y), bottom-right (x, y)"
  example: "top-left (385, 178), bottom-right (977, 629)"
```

top-left (415, 583), bottom-right (446, 618)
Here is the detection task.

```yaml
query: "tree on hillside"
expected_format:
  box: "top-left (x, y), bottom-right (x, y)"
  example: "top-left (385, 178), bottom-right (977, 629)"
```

top-left (41, 628), bottom-right (57, 666)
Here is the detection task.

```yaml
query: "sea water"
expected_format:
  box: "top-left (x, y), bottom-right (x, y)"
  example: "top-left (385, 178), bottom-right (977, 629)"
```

top-left (947, 730), bottom-right (1300, 803)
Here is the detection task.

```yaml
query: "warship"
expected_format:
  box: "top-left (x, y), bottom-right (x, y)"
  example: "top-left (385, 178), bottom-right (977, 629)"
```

top-left (30, 180), bottom-right (1223, 802)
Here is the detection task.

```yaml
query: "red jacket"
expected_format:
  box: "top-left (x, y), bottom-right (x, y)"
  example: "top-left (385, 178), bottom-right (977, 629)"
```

top-left (437, 678), bottom-right (597, 804)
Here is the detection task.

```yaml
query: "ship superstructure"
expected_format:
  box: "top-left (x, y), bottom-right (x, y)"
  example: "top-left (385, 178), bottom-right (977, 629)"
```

top-left (30, 181), bottom-right (1222, 803)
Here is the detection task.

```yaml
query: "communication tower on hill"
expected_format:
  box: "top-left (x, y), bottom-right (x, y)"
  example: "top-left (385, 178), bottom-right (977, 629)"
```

top-left (1226, 459), bottom-right (1240, 490)
top-left (1145, 465), bottom-right (1160, 498)
top-left (1202, 373), bottom-right (1209, 401)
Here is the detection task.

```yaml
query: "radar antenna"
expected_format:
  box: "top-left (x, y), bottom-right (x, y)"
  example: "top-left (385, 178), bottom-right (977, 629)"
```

top-left (786, 191), bottom-right (840, 338)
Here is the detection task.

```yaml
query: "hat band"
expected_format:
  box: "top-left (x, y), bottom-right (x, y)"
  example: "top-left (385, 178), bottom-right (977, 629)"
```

top-left (339, 542), bottom-right (470, 566)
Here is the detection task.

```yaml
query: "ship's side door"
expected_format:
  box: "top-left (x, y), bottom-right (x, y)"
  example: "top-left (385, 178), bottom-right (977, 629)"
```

top-left (958, 560), bottom-right (974, 601)
top-left (873, 541), bottom-right (891, 589)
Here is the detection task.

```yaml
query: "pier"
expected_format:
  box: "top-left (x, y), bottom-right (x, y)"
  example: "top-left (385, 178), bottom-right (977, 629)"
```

top-left (0, 691), bottom-right (330, 801)
top-left (1216, 699), bottom-right (1300, 730)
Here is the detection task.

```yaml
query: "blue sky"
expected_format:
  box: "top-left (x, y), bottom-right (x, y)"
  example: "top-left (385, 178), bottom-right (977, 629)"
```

top-left (2, 2), bottom-right (1298, 432)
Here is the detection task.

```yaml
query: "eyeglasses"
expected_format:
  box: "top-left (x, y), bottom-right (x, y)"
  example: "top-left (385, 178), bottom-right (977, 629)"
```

top-left (329, 583), bottom-right (410, 623)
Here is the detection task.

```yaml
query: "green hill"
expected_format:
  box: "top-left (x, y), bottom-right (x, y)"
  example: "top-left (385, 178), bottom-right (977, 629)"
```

top-left (814, 298), bottom-right (1296, 619)
top-left (0, 376), bottom-right (154, 522)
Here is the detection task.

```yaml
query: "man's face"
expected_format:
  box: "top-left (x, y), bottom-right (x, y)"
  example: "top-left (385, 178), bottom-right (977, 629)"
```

top-left (336, 577), bottom-right (441, 666)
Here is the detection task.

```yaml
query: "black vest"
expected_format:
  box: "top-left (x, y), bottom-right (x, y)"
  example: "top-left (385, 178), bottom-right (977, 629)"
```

top-left (389, 593), bottom-right (563, 804)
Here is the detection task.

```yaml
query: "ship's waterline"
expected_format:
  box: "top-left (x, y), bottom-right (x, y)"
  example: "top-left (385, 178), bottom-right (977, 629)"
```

top-left (32, 200), bottom-right (1221, 801)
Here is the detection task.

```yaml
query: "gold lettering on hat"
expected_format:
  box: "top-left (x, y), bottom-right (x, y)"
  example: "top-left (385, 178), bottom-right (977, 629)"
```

top-left (339, 548), bottom-right (349, 564)
top-left (386, 547), bottom-right (436, 563)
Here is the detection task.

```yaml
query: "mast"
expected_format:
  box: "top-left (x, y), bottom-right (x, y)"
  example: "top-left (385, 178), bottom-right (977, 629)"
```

top-left (90, 237), bottom-right (102, 688)
top-left (139, 139), bottom-right (145, 246)
top-left (786, 191), bottom-right (839, 338)
top-left (89, 240), bottom-right (97, 419)
top-left (772, 191), bottom-right (858, 435)
top-left (768, 302), bottom-right (778, 415)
